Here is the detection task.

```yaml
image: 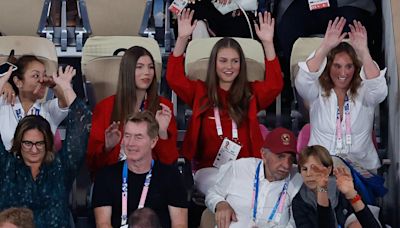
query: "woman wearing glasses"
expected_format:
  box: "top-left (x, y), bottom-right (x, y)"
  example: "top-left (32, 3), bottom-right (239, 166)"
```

top-left (0, 67), bottom-right (92, 227)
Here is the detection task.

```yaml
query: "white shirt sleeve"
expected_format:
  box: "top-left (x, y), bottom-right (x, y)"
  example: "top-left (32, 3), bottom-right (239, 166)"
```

top-left (359, 64), bottom-right (388, 106)
top-left (205, 161), bottom-right (235, 213)
top-left (45, 98), bottom-right (69, 126)
top-left (295, 51), bottom-right (327, 103)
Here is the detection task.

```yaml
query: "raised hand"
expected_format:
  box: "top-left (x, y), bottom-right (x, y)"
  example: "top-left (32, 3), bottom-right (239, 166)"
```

top-left (215, 201), bottom-right (238, 228)
top-left (177, 9), bottom-right (197, 39)
top-left (321, 17), bottom-right (347, 53)
top-left (155, 103), bottom-right (172, 140)
top-left (310, 164), bottom-right (331, 189)
top-left (348, 20), bottom-right (369, 59)
top-left (0, 67), bottom-right (15, 104)
top-left (334, 166), bottom-right (357, 199)
top-left (105, 121), bottom-right (122, 152)
top-left (254, 12), bottom-right (275, 44)
top-left (53, 65), bottom-right (76, 90)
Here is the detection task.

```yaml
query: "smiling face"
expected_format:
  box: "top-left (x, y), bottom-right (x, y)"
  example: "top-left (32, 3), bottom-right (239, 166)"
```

top-left (15, 60), bottom-right (47, 100)
top-left (329, 52), bottom-right (355, 92)
top-left (215, 47), bottom-right (240, 90)
top-left (20, 129), bottom-right (46, 167)
top-left (134, 55), bottom-right (155, 91)
top-left (122, 121), bottom-right (158, 163)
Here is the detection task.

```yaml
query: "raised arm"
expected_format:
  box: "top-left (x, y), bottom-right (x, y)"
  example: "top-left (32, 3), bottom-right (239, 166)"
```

top-left (173, 9), bottom-right (197, 57)
top-left (348, 20), bottom-right (379, 79)
top-left (307, 17), bottom-right (347, 72)
top-left (254, 12), bottom-right (276, 61)
top-left (60, 98), bottom-right (92, 187)
top-left (153, 100), bottom-right (179, 164)
top-left (166, 9), bottom-right (198, 107)
top-left (334, 167), bottom-right (381, 228)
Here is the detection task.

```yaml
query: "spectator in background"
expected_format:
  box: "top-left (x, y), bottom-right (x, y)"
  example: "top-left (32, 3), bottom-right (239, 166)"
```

top-left (0, 68), bottom-right (91, 227)
top-left (293, 145), bottom-right (381, 228)
top-left (129, 207), bottom-right (161, 228)
top-left (86, 46), bottom-right (178, 178)
top-left (186, 0), bottom-right (257, 39)
top-left (0, 55), bottom-right (76, 151)
top-left (92, 111), bottom-right (188, 228)
top-left (0, 207), bottom-right (34, 228)
top-left (166, 9), bottom-right (283, 194)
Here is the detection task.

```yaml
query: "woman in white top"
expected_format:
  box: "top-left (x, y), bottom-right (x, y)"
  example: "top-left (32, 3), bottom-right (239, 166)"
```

top-left (0, 55), bottom-right (76, 151)
top-left (295, 17), bottom-right (387, 170)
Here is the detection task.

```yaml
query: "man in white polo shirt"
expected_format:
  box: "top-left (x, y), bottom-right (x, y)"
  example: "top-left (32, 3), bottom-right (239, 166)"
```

top-left (206, 127), bottom-right (303, 228)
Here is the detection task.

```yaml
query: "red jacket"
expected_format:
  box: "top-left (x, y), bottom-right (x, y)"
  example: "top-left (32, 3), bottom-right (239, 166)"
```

top-left (86, 95), bottom-right (178, 175)
top-left (166, 54), bottom-right (283, 168)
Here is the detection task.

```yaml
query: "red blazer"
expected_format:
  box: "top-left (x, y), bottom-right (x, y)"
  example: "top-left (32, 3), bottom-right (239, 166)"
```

top-left (86, 95), bottom-right (178, 175)
top-left (166, 54), bottom-right (283, 166)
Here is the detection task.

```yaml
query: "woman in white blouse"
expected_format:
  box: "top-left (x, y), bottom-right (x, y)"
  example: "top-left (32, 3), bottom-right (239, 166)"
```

top-left (295, 17), bottom-right (387, 171)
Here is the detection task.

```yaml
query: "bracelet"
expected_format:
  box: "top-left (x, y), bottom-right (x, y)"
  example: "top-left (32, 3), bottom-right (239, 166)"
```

top-left (350, 194), bottom-right (362, 204)
top-left (316, 186), bottom-right (328, 193)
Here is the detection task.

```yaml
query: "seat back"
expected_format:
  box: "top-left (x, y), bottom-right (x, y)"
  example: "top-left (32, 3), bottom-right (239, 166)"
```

top-left (81, 36), bottom-right (162, 103)
top-left (0, 0), bottom-right (43, 36)
top-left (0, 36), bottom-right (58, 76)
top-left (85, 0), bottom-right (147, 36)
top-left (290, 37), bottom-right (324, 87)
top-left (185, 37), bottom-right (265, 82)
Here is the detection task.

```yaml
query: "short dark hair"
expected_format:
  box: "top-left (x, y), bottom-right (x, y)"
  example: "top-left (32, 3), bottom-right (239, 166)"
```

top-left (125, 110), bottom-right (159, 139)
top-left (11, 115), bottom-right (54, 163)
top-left (298, 145), bottom-right (333, 173)
top-left (128, 207), bottom-right (161, 228)
top-left (0, 207), bottom-right (35, 228)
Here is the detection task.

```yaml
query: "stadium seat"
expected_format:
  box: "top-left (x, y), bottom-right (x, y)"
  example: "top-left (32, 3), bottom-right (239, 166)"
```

top-left (84, 0), bottom-right (148, 36)
top-left (0, 0), bottom-right (43, 36)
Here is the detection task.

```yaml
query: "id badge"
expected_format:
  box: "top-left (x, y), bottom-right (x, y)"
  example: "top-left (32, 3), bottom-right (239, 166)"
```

top-left (169, 0), bottom-right (188, 15)
top-left (213, 138), bottom-right (241, 168)
top-left (308, 0), bottom-right (330, 11)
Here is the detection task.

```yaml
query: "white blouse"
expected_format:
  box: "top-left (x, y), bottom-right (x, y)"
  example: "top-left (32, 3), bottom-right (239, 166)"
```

top-left (295, 52), bottom-right (387, 170)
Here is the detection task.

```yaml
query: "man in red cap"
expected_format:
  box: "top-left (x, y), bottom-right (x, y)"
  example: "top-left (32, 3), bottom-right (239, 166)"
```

top-left (205, 127), bottom-right (303, 228)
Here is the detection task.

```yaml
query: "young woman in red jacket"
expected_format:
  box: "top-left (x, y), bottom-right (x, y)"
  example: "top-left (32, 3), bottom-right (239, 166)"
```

top-left (87, 46), bottom-right (178, 177)
top-left (166, 9), bottom-right (283, 193)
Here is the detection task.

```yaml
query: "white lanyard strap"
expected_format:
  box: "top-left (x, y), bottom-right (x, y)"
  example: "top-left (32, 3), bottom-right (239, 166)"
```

top-left (336, 96), bottom-right (351, 151)
top-left (121, 160), bottom-right (154, 226)
top-left (252, 161), bottom-right (289, 223)
top-left (213, 107), bottom-right (238, 140)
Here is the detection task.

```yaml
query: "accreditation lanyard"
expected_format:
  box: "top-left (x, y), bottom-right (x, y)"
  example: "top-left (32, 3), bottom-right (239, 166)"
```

top-left (12, 98), bottom-right (41, 121)
top-left (252, 161), bottom-right (289, 224)
top-left (120, 160), bottom-right (154, 227)
top-left (336, 96), bottom-right (351, 152)
top-left (213, 107), bottom-right (238, 140)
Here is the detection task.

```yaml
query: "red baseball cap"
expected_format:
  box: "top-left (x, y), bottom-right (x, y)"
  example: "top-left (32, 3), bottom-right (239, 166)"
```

top-left (262, 127), bottom-right (298, 154)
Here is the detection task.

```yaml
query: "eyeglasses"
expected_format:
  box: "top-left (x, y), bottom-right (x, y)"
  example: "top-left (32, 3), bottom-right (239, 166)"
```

top-left (21, 140), bottom-right (46, 150)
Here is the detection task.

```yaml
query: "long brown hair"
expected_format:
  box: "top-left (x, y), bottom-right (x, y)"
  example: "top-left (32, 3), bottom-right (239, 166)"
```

top-left (111, 46), bottom-right (160, 124)
top-left (204, 37), bottom-right (251, 126)
top-left (319, 42), bottom-right (362, 100)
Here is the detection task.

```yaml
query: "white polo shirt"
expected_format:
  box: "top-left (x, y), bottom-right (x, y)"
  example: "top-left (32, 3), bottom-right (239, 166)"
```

top-left (0, 96), bottom-right (69, 151)
top-left (206, 158), bottom-right (303, 228)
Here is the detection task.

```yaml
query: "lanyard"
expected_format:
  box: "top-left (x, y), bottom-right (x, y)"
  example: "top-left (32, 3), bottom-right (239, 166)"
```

top-left (12, 98), bottom-right (41, 121)
top-left (336, 96), bottom-right (351, 152)
top-left (121, 160), bottom-right (154, 226)
top-left (213, 107), bottom-right (238, 140)
top-left (252, 161), bottom-right (289, 224)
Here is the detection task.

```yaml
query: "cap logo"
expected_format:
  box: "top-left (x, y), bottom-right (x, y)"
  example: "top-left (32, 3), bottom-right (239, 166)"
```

top-left (281, 133), bottom-right (290, 145)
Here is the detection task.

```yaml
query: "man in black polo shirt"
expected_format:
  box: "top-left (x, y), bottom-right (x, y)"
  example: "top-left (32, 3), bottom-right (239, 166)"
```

top-left (92, 111), bottom-right (188, 228)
